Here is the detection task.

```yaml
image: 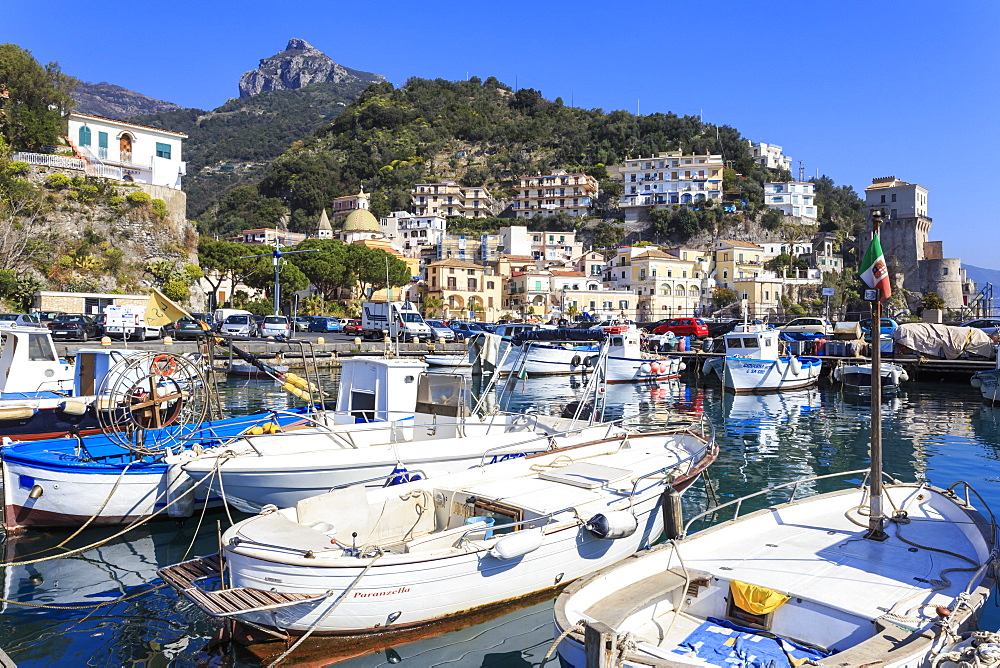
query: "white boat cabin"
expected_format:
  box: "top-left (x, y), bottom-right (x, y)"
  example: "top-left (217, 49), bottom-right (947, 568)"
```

top-left (723, 325), bottom-right (780, 361)
top-left (0, 328), bottom-right (73, 394)
top-left (336, 357), bottom-right (471, 423)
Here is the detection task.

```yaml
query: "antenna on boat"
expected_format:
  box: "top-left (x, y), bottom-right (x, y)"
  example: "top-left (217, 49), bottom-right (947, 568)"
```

top-left (865, 211), bottom-right (888, 542)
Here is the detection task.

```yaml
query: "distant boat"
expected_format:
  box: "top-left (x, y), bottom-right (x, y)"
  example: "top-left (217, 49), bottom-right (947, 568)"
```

top-left (971, 345), bottom-right (1000, 404)
top-left (703, 324), bottom-right (821, 393)
top-left (424, 353), bottom-right (473, 368)
top-left (834, 361), bottom-right (909, 394)
top-left (224, 361), bottom-right (290, 377)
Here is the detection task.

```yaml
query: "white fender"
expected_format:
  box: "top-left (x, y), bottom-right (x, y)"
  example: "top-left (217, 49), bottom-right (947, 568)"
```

top-left (166, 463), bottom-right (195, 519)
top-left (585, 511), bottom-right (638, 540)
top-left (679, 362), bottom-right (687, 372)
top-left (702, 358), bottom-right (715, 375)
top-left (899, 369), bottom-right (910, 382)
top-left (889, 368), bottom-right (901, 387)
top-left (972, 376), bottom-right (983, 388)
top-left (833, 367), bottom-right (843, 382)
top-left (489, 527), bottom-right (544, 559)
top-left (639, 363), bottom-right (652, 375)
top-left (789, 356), bottom-right (802, 376)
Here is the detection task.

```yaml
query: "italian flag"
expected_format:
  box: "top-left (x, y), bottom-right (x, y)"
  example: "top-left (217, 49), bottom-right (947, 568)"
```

top-left (860, 233), bottom-right (891, 301)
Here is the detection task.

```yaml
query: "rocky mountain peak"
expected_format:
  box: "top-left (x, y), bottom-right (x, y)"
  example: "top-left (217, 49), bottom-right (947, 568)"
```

top-left (238, 39), bottom-right (385, 98)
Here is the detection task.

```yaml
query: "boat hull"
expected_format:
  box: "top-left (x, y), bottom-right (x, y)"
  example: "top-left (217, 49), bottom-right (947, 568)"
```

top-left (707, 356), bottom-right (822, 393)
top-left (224, 493), bottom-right (667, 635)
top-left (974, 369), bottom-right (1000, 404)
top-left (503, 344), bottom-right (682, 383)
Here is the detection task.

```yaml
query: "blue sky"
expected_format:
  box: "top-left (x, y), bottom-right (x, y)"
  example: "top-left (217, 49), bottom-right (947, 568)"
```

top-left (5, 0), bottom-right (999, 268)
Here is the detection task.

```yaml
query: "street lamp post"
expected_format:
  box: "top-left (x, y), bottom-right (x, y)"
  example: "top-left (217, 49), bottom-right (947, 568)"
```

top-left (241, 235), bottom-right (318, 316)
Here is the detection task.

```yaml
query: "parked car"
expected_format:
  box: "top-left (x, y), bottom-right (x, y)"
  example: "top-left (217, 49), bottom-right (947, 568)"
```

top-left (780, 317), bottom-right (833, 335)
top-left (220, 314), bottom-right (258, 338)
top-left (35, 311), bottom-right (66, 325)
top-left (171, 317), bottom-right (208, 340)
top-left (960, 318), bottom-right (1000, 336)
top-left (292, 317), bottom-right (313, 332)
top-left (308, 317), bottom-right (341, 333)
top-left (448, 321), bottom-right (487, 341)
top-left (47, 314), bottom-right (102, 341)
top-left (260, 315), bottom-right (291, 338)
top-left (343, 319), bottom-right (363, 335)
top-left (651, 318), bottom-right (709, 338)
top-left (424, 319), bottom-right (456, 341)
top-left (860, 318), bottom-right (900, 338)
top-left (0, 313), bottom-right (42, 329)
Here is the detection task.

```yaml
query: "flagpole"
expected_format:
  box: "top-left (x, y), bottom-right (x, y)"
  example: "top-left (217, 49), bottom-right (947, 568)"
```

top-left (866, 210), bottom-right (887, 541)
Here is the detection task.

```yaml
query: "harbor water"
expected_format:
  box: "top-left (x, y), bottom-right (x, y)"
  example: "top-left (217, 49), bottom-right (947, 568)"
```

top-left (1, 372), bottom-right (1000, 666)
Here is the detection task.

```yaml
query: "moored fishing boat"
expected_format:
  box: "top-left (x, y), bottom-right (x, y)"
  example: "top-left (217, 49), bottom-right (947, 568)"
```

top-left (423, 353), bottom-right (473, 368)
top-left (702, 324), bottom-right (821, 393)
top-left (501, 327), bottom-right (684, 384)
top-left (834, 360), bottom-right (909, 394)
top-left (971, 346), bottom-right (1000, 404)
top-left (158, 417), bottom-right (718, 636)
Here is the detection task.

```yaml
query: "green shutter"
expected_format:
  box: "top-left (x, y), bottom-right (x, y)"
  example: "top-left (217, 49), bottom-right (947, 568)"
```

top-left (98, 132), bottom-right (108, 149)
top-left (78, 126), bottom-right (91, 146)
top-left (155, 142), bottom-right (171, 159)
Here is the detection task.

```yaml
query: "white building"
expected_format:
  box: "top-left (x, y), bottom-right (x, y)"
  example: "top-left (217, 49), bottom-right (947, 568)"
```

top-left (763, 182), bottom-right (817, 221)
top-left (760, 241), bottom-right (814, 259)
top-left (66, 113), bottom-right (187, 189)
top-left (380, 211), bottom-right (447, 256)
top-left (863, 176), bottom-right (929, 220)
top-left (748, 142), bottom-right (792, 172)
top-left (617, 152), bottom-right (725, 221)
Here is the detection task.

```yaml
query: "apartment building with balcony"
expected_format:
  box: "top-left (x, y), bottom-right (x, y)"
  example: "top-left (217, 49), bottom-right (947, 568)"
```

top-left (763, 182), bottom-right (817, 221)
top-left (412, 182), bottom-right (495, 219)
top-left (617, 152), bottom-right (724, 222)
top-left (422, 258), bottom-right (502, 320)
top-left (511, 170), bottom-right (598, 219)
top-left (231, 228), bottom-right (308, 246)
top-left (748, 142), bottom-right (792, 172)
top-left (66, 113), bottom-right (187, 189)
top-left (574, 251), bottom-right (607, 278)
top-left (713, 240), bottom-right (768, 289)
top-left (380, 211), bottom-right (447, 256)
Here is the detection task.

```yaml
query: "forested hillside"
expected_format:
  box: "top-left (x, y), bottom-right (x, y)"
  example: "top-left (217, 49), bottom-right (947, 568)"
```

top-left (201, 77), bottom-right (865, 241)
top-left (131, 79), bottom-right (374, 218)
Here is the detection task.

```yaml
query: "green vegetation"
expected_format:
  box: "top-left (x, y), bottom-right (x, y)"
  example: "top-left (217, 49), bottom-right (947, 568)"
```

top-left (0, 44), bottom-right (77, 150)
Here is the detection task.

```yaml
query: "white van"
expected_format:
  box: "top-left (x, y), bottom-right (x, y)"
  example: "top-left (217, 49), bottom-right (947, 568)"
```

top-left (103, 306), bottom-right (162, 341)
top-left (213, 309), bottom-right (252, 331)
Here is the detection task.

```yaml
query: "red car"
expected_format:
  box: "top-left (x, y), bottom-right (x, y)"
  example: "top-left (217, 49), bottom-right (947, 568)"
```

top-left (344, 318), bottom-right (363, 335)
top-left (652, 317), bottom-right (709, 338)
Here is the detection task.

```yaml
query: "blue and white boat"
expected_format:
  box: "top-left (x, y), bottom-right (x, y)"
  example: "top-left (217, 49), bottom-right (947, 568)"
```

top-left (703, 324), bottom-right (822, 393)
top-left (972, 346), bottom-right (1000, 404)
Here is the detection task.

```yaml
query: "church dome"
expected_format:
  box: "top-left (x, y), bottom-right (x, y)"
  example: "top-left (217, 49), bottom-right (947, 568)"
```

top-left (343, 208), bottom-right (381, 233)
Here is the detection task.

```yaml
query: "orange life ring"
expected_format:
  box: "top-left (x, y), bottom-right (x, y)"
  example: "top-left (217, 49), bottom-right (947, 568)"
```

top-left (151, 355), bottom-right (178, 376)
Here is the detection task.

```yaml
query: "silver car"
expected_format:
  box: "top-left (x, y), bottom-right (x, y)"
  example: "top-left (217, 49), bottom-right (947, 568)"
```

top-left (424, 320), bottom-right (456, 341)
top-left (221, 314), bottom-right (257, 337)
top-left (0, 313), bottom-right (42, 329)
top-left (260, 315), bottom-right (291, 338)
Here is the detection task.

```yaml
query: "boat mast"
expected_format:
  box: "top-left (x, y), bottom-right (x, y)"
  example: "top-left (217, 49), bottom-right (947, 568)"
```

top-left (866, 211), bottom-right (887, 541)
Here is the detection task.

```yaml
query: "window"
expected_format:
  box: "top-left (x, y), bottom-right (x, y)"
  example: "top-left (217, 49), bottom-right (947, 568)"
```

top-left (98, 132), bottom-right (108, 149)
top-left (487, 281), bottom-right (494, 290)
top-left (155, 142), bottom-right (172, 159)
top-left (891, 193), bottom-right (897, 202)
top-left (880, 195), bottom-right (886, 203)
top-left (78, 126), bottom-right (92, 146)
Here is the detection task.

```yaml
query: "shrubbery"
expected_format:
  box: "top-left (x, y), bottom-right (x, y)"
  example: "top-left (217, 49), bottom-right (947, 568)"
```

top-left (126, 191), bottom-right (151, 205)
top-left (44, 173), bottom-right (71, 189)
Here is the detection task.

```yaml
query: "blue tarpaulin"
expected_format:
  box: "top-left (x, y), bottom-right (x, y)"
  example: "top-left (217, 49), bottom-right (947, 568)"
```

top-left (778, 332), bottom-right (825, 342)
top-left (672, 617), bottom-right (830, 668)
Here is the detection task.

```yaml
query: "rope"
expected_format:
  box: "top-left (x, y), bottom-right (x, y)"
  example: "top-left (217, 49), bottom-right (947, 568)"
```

top-left (265, 552), bottom-right (384, 667)
top-left (542, 621), bottom-right (585, 662)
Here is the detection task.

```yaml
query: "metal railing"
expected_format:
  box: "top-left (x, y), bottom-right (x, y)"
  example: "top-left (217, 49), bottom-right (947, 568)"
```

top-left (13, 151), bottom-right (84, 170)
top-left (682, 468), bottom-right (877, 537)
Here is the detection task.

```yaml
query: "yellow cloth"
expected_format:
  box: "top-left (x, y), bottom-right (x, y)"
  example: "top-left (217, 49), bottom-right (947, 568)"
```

top-left (144, 288), bottom-right (191, 326)
top-left (729, 580), bottom-right (790, 615)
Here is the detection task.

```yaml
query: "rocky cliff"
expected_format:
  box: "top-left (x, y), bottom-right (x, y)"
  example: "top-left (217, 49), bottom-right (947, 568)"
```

top-left (238, 38), bottom-right (385, 98)
top-left (71, 82), bottom-right (180, 119)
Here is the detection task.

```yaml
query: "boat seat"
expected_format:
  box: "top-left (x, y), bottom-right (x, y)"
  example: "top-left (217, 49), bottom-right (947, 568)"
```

top-left (585, 568), bottom-right (689, 630)
top-left (404, 520), bottom-right (490, 553)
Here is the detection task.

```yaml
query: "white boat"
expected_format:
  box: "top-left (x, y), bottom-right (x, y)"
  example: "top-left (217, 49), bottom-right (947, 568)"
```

top-left (554, 472), bottom-right (997, 667)
top-left (423, 353), bottom-right (473, 368)
top-left (971, 346), bottom-right (1000, 404)
top-left (702, 324), bottom-right (821, 393)
top-left (225, 361), bottom-right (290, 377)
top-left (501, 327), bottom-right (685, 384)
top-left (159, 421), bottom-right (718, 636)
top-left (178, 357), bottom-right (631, 513)
top-left (834, 361), bottom-right (909, 393)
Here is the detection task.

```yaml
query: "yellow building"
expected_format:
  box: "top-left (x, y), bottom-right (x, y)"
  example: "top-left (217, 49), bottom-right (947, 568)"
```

top-left (512, 170), bottom-right (598, 219)
top-left (732, 277), bottom-right (784, 318)
top-left (714, 240), bottom-right (766, 289)
top-left (411, 182), bottom-right (495, 219)
top-left (422, 259), bottom-right (502, 321)
top-left (629, 249), bottom-right (705, 319)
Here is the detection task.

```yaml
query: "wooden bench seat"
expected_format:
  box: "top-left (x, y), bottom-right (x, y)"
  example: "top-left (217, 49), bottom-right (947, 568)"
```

top-left (585, 568), bottom-right (688, 630)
